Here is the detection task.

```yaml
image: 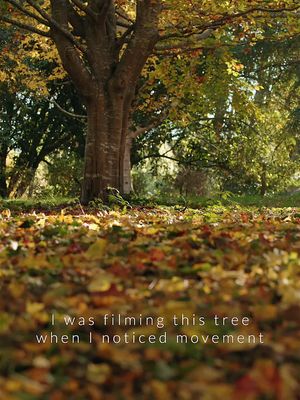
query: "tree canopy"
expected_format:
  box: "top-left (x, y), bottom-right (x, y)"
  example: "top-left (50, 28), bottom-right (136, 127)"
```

top-left (0, 0), bottom-right (299, 202)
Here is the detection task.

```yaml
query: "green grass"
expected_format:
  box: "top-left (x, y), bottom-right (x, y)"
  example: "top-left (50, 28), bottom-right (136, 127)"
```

top-left (1, 192), bottom-right (300, 212)
top-left (0, 197), bottom-right (77, 212)
top-left (131, 192), bottom-right (300, 209)
top-left (228, 193), bottom-right (300, 207)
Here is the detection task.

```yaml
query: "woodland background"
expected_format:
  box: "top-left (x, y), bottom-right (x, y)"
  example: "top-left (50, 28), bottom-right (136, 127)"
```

top-left (0, 1), bottom-right (299, 203)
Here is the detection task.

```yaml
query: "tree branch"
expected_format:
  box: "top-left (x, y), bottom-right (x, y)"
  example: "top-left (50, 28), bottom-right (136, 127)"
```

top-left (115, 0), bottom-right (161, 88)
top-left (226, 5), bottom-right (300, 20)
top-left (49, 98), bottom-right (87, 120)
top-left (117, 20), bottom-right (133, 29)
top-left (70, 0), bottom-right (97, 19)
top-left (115, 8), bottom-right (134, 24)
top-left (6, 0), bottom-right (50, 26)
top-left (138, 153), bottom-right (220, 169)
top-left (130, 110), bottom-right (168, 139)
top-left (50, 0), bottom-right (93, 96)
top-left (157, 5), bottom-right (300, 50)
top-left (25, 0), bottom-right (86, 53)
top-left (157, 29), bottom-right (214, 51)
top-left (117, 24), bottom-right (135, 49)
top-left (66, 2), bottom-right (86, 37)
top-left (0, 15), bottom-right (51, 37)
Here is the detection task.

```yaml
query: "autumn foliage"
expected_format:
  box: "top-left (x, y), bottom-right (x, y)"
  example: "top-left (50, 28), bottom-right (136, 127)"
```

top-left (0, 205), bottom-right (299, 399)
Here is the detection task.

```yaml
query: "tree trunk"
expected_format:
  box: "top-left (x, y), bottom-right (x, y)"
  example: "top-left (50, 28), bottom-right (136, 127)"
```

top-left (122, 137), bottom-right (133, 195)
top-left (80, 89), bottom-right (129, 204)
top-left (0, 146), bottom-right (8, 198)
top-left (48, 0), bottom-right (160, 205)
top-left (8, 167), bottom-right (22, 197)
top-left (14, 167), bottom-right (38, 198)
top-left (260, 163), bottom-right (267, 196)
top-left (8, 161), bottom-right (39, 198)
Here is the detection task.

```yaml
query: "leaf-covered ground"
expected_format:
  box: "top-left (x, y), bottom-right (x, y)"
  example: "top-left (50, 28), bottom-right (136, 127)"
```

top-left (0, 205), bottom-right (300, 400)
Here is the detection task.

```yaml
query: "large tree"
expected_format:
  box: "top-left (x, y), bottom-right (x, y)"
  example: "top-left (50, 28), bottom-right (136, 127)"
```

top-left (1, 0), bottom-right (299, 203)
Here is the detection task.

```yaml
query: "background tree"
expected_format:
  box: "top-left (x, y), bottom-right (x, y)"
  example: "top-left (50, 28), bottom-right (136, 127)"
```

top-left (132, 22), bottom-right (300, 197)
top-left (0, 23), bottom-right (87, 198)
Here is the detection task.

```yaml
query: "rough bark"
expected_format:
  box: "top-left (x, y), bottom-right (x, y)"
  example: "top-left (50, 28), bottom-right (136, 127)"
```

top-left (81, 89), bottom-right (124, 203)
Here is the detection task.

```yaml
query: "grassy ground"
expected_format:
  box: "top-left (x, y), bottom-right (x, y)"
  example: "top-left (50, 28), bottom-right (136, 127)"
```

top-left (150, 192), bottom-right (300, 209)
top-left (1, 192), bottom-right (300, 212)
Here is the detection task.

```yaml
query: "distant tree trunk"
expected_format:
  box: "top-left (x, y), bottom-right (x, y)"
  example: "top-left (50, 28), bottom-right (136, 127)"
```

top-left (0, 145), bottom-right (8, 198)
top-left (8, 157), bottom-right (39, 198)
top-left (14, 167), bottom-right (38, 198)
top-left (260, 163), bottom-right (267, 196)
top-left (123, 137), bottom-right (133, 195)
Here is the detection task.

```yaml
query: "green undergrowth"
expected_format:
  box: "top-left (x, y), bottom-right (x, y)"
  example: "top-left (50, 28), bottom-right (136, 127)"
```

top-left (1, 191), bottom-right (300, 213)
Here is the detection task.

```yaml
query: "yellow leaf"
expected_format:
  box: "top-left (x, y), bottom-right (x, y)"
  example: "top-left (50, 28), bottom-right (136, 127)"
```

top-left (144, 227), bottom-right (160, 235)
top-left (26, 302), bottom-right (45, 315)
top-left (86, 363), bottom-right (111, 384)
top-left (1, 209), bottom-right (11, 218)
top-left (8, 282), bottom-right (25, 298)
top-left (86, 239), bottom-right (107, 260)
top-left (88, 272), bottom-right (113, 293)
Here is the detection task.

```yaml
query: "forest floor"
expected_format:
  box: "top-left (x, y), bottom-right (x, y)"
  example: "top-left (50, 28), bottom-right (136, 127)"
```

top-left (0, 202), bottom-right (300, 400)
